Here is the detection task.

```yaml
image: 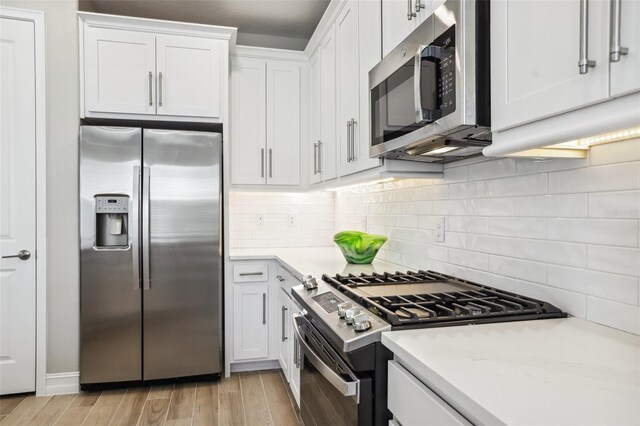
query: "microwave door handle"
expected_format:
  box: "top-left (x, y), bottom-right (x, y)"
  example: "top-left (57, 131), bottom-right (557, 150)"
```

top-left (292, 314), bottom-right (359, 400)
top-left (414, 45), bottom-right (442, 123)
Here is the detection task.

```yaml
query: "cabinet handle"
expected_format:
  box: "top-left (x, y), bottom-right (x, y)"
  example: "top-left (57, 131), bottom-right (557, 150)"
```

top-left (318, 141), bottom-right (323, 172)
top-left (268, 148), bottom-right (273, 178)
top-left (415, 0), bottom-right (424, 12)
top-left (276, 274), bottom-right (285, 282)
top-left (281, 306), bottom-right (288, 342)
top-left (313, 142), bottom-right (318, 174)
top-left (578, 0), bottom-right (596, 74)
top-left (158, 72), bottom-right (163, 106)
top-left (239, 271), bottom-right (264, 276)
top-left (148, 72), bottom-right (153, 106)
top-left (294, 334), bottom-right (299, 367)
top-left (610, 0), bottom-right (629, 62)
top-left (261, 148), bottom-right (265, 178)
top-left (350, 118), bottom-right (356, 162)
top-left (262, 293), bottom-right (267, 325)
top-left (346, 121), bottom-right (352, 163)
top-left (407, 0), bottom-right (416, 20)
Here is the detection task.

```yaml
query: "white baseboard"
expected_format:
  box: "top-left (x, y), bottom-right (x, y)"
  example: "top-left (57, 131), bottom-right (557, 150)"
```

top-left (230, 360), bottom-right (280, 373)
top-left (46, 372), bottom-right (79, 395)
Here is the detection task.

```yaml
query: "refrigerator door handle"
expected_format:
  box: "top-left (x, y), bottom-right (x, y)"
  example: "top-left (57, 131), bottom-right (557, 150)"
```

top-left (132, 166), bottom-right (141, 289)
top-left (142, 166), bottom-right (151, 290)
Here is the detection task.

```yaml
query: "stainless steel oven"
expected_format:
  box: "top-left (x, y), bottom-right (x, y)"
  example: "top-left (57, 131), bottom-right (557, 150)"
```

top-left (369, 0), bottom-right (491, 163)
top-left (293, 314), bottom-right (374, 426)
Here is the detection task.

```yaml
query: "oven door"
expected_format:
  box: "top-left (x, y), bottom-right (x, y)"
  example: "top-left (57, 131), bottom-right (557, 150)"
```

top-left (293, 314), bottom-right (372, 426)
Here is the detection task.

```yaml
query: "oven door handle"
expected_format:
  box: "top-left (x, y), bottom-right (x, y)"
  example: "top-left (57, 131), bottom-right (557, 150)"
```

top-left (293, 314), bottom-right (360, 401)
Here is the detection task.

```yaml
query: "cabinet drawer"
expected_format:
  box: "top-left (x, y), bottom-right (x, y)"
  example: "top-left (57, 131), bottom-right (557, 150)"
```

top-left (233, 262), bottom-right (269, 283)
top-left (388, 360), bottom-right (470, 426)
top-left (275, 265), bottom-right (300, 291)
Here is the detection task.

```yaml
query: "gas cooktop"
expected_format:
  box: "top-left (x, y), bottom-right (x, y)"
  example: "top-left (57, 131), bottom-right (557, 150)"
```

top-left (322, 270), bottom-right (566, 328)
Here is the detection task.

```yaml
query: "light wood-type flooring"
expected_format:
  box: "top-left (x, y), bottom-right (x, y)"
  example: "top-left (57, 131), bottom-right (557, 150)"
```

top-left (0, 370), bottom-right (300, 426)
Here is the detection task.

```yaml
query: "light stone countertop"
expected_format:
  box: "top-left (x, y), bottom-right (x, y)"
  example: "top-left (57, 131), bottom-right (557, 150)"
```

top-left (382, 318), bottom-right (640, 426)
top-left (229, 246), bottom-right (405, 282)
top-left (230, 247), bottom-right (640, 426)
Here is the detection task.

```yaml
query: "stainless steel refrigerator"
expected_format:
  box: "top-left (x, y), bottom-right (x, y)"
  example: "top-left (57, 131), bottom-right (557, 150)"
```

top-left (79, 126), bottom-right (222, 385)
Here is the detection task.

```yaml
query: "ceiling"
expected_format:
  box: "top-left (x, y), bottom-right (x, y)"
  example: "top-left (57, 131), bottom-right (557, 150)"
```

top-left (80, 0), bottom-right (331, 50)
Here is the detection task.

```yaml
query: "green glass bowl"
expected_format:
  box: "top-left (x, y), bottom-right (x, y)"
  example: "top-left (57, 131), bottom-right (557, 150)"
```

top-left (333, 231), bottom-right (388, 264)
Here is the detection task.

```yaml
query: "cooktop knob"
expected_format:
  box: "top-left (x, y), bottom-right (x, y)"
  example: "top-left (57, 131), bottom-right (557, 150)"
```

top-left (344, 307), bottom-right (362, 325)
top-left (352, 313), bottom-right (372, 331)
top-left (302, 275), bottom-right (318, 290)
top-left (337, 302), bottom-right (352, 318)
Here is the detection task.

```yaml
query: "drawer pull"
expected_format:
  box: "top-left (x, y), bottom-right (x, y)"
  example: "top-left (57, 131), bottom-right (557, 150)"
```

top-left (239, 271), bottom-right (264, 276)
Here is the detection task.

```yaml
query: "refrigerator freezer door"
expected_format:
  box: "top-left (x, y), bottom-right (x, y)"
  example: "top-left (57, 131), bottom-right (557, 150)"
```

top-left (142, 129), bottom-right (222, 379)
top-left (80, 126), bottom-right (142, 384)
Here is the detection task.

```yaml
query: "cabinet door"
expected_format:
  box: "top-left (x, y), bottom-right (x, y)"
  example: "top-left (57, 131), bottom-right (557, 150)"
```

top-left (266, 61), bottom-right (301, 185)
top-left (320, 28), bottom-right (338, 181)
top-left (310, 52), bottom-right (323, 185)
top-left (491, 0), bottom-right (610, 131)
top-left (233, 284), bottom-right (269, 361)
top-left (289, 298), bottom-right (301, 407)
top-left (278, 288), bottom-right (291, 381)
top-left (610, 0), bottom-right (640, 97)
top-left (356, 0), bottom-right (383, 173)
top-left (84, 27), bottom-right (156, 116)
top-left (231, 57), bottom-right (266, 185)
top-left (156, 35), bottom-right (221, 118)
top-left (336, 1), bottom-right (360, 177)
top-left (382, 0), bottom-right (418, 57)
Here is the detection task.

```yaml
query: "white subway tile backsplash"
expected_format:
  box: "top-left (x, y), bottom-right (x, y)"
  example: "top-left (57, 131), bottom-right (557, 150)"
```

top-left (515, 194), bottom-right (588, 217)
top-left (514, 239), bottom-right (587, 268)
top-left (448, 248), bottom-right (489, 270)
top-left (466, 197), bottom-right (516, 216)
top-left (547, 265), bottom-right (639, 305)
top-left (588, 245), bottom-right (640, 277)
top-left (489, 173), bottom-right (548, 197)
top-left (588, 191), bottom-right (640, 218)
top-left (586, 297), bottom-right (640, 335)
top-left (516, 157), bottom-right (589, 174)
top-left (547, 218), bottom-right (638, 247)
top-left (549, 163), bottom-right (640, 194)
top-left (465, 269), bottom-right (516, 292)
top-left (488, 256), bottom-right (546, 283)
top-left (488, 217), bottom-right (546, 238)
top-left (449, 181), bottom-right (491, 199)
top-left (589, 137), bottom-right (640, 166)
top-left (515, 280), bottom-right (587, 319)
top-left (468, 158), bottom-right (516, 180)
top-left (467, 234), bottom-right (515, 256)
top-left (446, 216), bottom-right (489, 234)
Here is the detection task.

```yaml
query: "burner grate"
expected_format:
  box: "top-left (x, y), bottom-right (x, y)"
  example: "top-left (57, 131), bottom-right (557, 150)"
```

top-left (322, 270), bottom-right (565, 327)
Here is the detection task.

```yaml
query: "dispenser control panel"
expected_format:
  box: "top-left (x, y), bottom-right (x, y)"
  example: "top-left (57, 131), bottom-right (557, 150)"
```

top-left (96, 196), bottom-right (129, 213)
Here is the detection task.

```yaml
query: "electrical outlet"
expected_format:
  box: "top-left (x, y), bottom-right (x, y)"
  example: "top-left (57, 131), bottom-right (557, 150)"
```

top-left (254, 213), bottom-right (264, 226)
top-left (435, 217), bottom-right (445, 243)
top-left (287, 214), bottom-right (296, 227)
top-left (361, 214), bottom-right (368, 232)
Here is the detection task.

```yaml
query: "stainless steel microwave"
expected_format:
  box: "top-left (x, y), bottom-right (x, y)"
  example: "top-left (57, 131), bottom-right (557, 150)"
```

top-left (369, 0), bottom-right (491, 163)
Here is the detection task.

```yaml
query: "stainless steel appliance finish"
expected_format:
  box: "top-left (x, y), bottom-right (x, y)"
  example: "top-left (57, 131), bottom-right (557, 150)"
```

top-left (80, 126), bottom-right (223, 385)
top-left (369, 0), bottom-right (491, 163)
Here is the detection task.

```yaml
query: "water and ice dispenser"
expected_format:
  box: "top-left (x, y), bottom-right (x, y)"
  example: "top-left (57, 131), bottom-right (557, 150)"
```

top-left (95, 195), bottom-right (129, 248)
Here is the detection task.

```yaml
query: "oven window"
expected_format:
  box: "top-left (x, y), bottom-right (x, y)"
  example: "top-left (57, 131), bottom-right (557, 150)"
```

top-left (370, 58), bottom-right (438, 147)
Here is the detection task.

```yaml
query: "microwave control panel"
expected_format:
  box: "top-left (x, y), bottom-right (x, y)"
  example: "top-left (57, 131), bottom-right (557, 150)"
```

top-left (433, 25), bottom-right (456, 116)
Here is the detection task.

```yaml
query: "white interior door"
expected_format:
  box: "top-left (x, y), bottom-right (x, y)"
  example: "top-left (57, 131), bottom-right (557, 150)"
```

top-left (156, 35), bottom-right (221, 118)
top-left (0, 17), bottom-right (37, 395)
top-left (84, 26), bottom-right (156, 116)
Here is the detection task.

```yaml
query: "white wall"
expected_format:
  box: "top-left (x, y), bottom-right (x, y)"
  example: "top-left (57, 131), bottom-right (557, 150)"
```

top-left (2, 0), bottom-right (81, 373)
top-left (229, 191), bottom-right (334, 248)
top-left (335, 138), bottom-right (640, 335)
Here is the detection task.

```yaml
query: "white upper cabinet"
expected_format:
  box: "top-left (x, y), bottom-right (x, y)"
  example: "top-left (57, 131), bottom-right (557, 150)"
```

top-left (309, 52), bottom-right (323, 185)
top-left (610, 0), bottom-right (640, 97)
top-left (231, 57), bottom-right (266, 185)
top-left (382, 0), bottom-right (418, 57)
top-left (491, 0), bottom-right (610, 132)
top-left (80, 13), bottom-right (233, 122)
top-left (156, 34), bottom-right (221, 118)
top-left (266, 61), bottom-right (301, 185)
top-left (336, 1), bottom-right (360, 177)
top-left (231, 53), bottom-right (302, 186)
top-left (84, 27), bottom-right (156, 116)
top-left (319, 28), bottom-right (338, 181)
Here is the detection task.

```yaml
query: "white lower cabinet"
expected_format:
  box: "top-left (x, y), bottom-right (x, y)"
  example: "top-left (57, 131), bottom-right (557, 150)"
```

top-left (278, 286), bottom-right (291, 381)
top-left (289, 296), bottom-right (301, 407)
top-left (232, 283), bottom-right (269, 361)
top-left (388, 360), bottom-right (471, 426)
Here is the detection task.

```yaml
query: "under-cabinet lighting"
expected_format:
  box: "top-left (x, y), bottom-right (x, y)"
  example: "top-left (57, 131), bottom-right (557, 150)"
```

top-left (420, 146), bottom-right (459, 155)
top-left (546, 127), bottom-right (640, 150)
top-left (326, 178), bottom-right (395, 192)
